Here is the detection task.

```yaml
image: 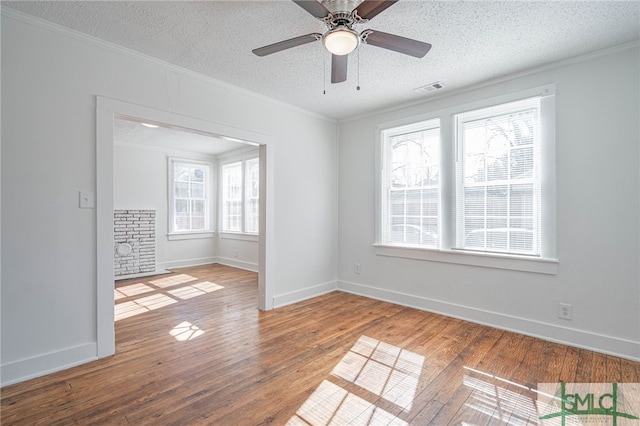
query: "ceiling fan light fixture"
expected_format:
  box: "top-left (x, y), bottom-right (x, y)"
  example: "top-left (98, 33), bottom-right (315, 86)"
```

top-left (323, 27), bottom-right (359, 55)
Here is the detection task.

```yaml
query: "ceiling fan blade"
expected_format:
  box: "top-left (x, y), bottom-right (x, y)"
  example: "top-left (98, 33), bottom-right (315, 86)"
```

top-left (362, 30), bottom-right (432, 58)
top-left (354, 0), bottom-right (399, 20)
top-left (292, 0), bottom-right (331, 18)
top-left (252, 33), bottom-right (322, 57)
top-left (331, 54), bottom-right (348, 83)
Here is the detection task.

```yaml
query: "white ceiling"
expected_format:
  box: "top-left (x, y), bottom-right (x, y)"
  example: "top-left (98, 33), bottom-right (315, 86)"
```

top-left (114, 116), bottom-right (248, 155)
top-left (4, 1), bottom-right (640, 120)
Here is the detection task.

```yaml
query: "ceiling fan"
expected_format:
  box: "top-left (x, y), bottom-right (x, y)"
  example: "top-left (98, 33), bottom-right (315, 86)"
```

top-left (252, 0), bottom-right (432, 84)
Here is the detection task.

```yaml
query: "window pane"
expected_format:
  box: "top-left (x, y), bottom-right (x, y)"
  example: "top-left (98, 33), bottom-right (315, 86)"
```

top-left (487, 185), bottom-right (507, 216)
top-left (175, 199), bottom-right (188, 214)
top-left (192, 168), bottom-right (204, 182)
top-left (510, 184), bottom-right (533, 216)
top-left (511, 147), bottom-right (533, 179)
top-left (175, 166), bottom-right (190, 182)
top-left (464, 187), bottom-right (485, 216)
top-left (191, 183), bottom-right (204, 198)
top-left (192, 200), bottom-right (205, 214)
top-left (175, 182), bottom-right (189, 198)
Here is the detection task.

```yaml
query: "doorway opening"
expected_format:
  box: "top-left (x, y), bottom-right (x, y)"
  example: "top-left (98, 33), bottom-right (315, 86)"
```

top-left (97, 97), bottom-right (273, 359)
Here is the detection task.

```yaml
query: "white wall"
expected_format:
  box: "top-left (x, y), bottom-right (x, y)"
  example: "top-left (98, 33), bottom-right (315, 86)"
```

top-left (338, 45), bottom-right (640, 360)
top-left (114, 144), bottom-right (220, 271)
top-left (1, 10), bottom-right (338, 385)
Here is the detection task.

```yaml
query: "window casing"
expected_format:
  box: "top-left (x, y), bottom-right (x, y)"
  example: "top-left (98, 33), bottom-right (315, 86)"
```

top-left (221, 156), bottom-right (259, 234)
top-left (168, 158), bottom-right (211, 235)
top-left (376, 86), bottom-right (556, 273)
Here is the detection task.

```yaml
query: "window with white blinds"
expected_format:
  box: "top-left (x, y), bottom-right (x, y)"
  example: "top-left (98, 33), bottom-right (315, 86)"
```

top-left (455, 97), bottom-right (541, 256)
top-left (221, 156), bottom-right (259, 234)
top-left (382, 119), bottom-right (441, 248)
top-left (169, 158), bottom-right (211, 234)
top-left (376, 86), bottom-right (556, 270)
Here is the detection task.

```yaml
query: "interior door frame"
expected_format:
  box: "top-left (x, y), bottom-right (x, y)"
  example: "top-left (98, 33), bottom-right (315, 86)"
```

top-left (96, 97), bottom-right (274, 358)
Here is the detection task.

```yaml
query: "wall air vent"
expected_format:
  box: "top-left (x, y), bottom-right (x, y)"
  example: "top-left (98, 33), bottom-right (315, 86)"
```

top-left (413, 81), bottom-right (445, 95)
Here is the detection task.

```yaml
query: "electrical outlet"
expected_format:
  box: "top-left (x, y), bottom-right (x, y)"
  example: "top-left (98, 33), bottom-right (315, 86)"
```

top-left (558, 303), bottom-right (572, 320)
top-left (79, 191), bottom-right (94, 209)
top-left (354, 263), bottom-right (361, 274)
top-left (234, 250), bottom-right (238, 258)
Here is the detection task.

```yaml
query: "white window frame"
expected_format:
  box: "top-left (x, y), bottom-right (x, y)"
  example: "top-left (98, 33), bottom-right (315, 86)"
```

top-left (167, 157), bottom-right (214, 240)
top-left (374, 85), bottom-right (557, 274)
top-left (220, 153), bottom-right (260, 239)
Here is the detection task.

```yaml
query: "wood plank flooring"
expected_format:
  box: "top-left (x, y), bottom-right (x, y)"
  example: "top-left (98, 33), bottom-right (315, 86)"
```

top-left (2, 264), bottom-right (639, 425)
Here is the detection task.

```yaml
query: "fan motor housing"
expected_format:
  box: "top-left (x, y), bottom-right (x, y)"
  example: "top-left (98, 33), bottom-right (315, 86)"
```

top-left (322, 0), bottom-right (364, 14)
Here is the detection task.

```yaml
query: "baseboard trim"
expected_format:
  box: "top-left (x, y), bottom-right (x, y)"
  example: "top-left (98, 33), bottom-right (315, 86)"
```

top-left (214, 257), bottom-right (259, 273)
top-left (273, 280), bottom-right (338, 309)
top-left (337, 280), bottom-right (640, 362)
top-left (159, 257), bottom-right (217, 270)
top-left (1, 343), bottom-right (98, 387)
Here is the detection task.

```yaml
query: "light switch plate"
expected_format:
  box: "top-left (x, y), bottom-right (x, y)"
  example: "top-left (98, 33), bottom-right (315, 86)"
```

top-left (79, 191), bottom-right (94, 209)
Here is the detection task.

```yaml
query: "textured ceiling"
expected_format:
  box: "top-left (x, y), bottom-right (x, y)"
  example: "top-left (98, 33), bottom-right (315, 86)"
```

top-left (4, 1), bottom-right (640, 120)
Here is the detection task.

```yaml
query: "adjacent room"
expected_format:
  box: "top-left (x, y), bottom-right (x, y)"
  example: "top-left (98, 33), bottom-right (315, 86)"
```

top-left (1, 0), bottom-right (639, 424)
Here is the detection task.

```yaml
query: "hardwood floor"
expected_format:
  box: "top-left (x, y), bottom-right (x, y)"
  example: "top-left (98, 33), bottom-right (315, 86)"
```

top-left (2, 264), bottom-right (638, 425)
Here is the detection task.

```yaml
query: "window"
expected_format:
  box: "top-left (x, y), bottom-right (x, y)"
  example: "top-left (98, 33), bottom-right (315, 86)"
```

top-left (221, 156), bottom-right (259, 234)
top-left (245, 157), bottom-right (260, 234)
top-left (169, 158), bottom-right (211, 234)
top-left (455, 97), bottom-right (541, 256)
top-left (376, 86), bottom-right (556, 273)
top-left (381, 119), bottom-right (441, 248)
top-left (222, 162), bottom-right (242, 232)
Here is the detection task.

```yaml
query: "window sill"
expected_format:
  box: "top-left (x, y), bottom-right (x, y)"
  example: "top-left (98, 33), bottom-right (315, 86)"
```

top-left (220, 232), bottom-right (259, 242)
top-left (167, 232), bottom-right (215, 241)
top-left (373, 244), bottom-right (558, 275)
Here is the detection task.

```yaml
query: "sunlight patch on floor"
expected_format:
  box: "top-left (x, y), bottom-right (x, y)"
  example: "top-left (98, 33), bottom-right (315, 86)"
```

top-left (462, 366), bottom-right (540, 425)
top-left (289, 380), bottom-right (407, 426)
top-left (114, 274), bottom-right (225, 321)
top-left (115, 294), bottom-right (177, 320)
top-left (149, 273), bottom-right (198, 288)
top-left (288, 336), bottom-right (424, 425)
top-left (114, 283), bottom-right (154, 300)
top-left (169, 321), bottom-right (204, 341)
top-left (332, 335), bottom-right (424, 411)
top-left (168, 281), bottom-right (224, 300)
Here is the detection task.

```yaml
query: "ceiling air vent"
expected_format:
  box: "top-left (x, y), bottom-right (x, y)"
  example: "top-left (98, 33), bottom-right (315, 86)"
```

top-left (414, 81), bottom-right (445, 95)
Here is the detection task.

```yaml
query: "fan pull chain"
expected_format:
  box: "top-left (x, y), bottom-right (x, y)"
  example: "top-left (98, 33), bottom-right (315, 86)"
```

top-left (323, 49), bottom-right (327, 95)
top-left (356, 47), bottom-right (361, 91)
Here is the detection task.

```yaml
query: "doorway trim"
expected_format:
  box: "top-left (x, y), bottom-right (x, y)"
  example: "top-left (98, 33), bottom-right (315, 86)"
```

top-left (96, 97), bottom-right (274, 358)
